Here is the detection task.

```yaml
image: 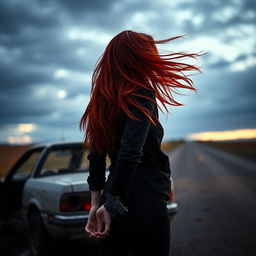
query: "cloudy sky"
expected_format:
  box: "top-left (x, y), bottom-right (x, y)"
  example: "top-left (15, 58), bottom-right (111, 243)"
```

top-left (0, 0), bottom-right (255, 144)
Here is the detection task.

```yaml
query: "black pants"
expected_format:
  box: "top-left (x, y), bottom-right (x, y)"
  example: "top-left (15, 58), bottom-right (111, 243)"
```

top-left (98, 190), bottom-right (171, 256)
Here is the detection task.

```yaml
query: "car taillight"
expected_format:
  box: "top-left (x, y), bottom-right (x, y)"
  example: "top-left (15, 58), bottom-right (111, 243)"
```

top-left (59, 192), bottom-right (91, 212)
top-left (168, 190), bottom-right (175, 202)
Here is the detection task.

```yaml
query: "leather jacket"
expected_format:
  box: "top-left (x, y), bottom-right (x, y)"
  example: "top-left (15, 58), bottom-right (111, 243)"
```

top-left (87, 88), bottom-right (172, 201)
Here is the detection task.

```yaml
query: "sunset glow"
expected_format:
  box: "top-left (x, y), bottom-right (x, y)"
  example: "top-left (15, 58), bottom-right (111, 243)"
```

top-left (187, 128), bottom-right (256, 141)
top-left (7, 135), bottom-right (33, 144)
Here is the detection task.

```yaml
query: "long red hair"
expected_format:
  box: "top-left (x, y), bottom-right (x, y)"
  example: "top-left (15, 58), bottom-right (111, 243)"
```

top-left (79, 30), bottom-right (203, 155)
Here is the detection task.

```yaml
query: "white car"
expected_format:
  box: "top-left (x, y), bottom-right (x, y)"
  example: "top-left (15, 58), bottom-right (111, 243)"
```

top-left (0, 141), bottom-right (178, 256)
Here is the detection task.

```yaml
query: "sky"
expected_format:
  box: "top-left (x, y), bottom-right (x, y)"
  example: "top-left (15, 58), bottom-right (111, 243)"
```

top-left (0, 0), bottom-right (256, 144)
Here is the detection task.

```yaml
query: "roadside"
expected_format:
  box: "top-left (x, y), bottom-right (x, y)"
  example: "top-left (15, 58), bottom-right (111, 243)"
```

top-left (200, 140), bottom-right (256, 163)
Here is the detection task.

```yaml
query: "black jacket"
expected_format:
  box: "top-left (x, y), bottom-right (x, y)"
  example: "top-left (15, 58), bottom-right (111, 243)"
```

top-left (87, 88), bottom-right (172, 201)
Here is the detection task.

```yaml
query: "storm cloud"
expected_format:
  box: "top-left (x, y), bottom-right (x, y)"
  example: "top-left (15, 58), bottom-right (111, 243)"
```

top-left (0, 0), bottom-right (255, 143)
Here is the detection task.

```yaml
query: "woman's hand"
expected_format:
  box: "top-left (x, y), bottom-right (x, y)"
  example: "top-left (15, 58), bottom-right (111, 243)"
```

top-left (94, 205), bottom-right (112, 239)
top-left (84, 205), bottom-right (99, 238)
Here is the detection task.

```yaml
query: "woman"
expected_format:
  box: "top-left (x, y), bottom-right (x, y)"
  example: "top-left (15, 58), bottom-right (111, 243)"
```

top-left (79, 30), bottom-right (202, 256)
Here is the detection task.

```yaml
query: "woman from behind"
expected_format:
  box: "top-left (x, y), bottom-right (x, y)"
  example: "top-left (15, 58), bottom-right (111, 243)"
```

top-left (80, 30), bottom-right (203, 256)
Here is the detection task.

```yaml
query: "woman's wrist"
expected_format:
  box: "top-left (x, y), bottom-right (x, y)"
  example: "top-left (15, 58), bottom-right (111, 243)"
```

top-left (90, 189), bottom-right (103, 208)
top-left (91, 202), bottom-right (100, 208)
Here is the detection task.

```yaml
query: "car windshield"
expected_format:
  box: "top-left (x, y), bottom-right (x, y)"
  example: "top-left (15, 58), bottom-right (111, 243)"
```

top-left (38, 145), bottom-right (90, 177)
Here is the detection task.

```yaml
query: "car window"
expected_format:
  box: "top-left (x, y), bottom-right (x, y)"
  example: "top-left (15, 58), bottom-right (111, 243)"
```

top-left (79, 150), bottom-right (89, 169)
top-left (40, 149), bottom-right (72, 175)
top-left (13, 150), bottom-right (42, 179)
top-left (39, 147), bottom-right (90, 176)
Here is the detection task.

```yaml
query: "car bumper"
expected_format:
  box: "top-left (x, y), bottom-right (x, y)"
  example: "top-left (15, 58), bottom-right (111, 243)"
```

top-left (40, 201), bottom-right (178, 240)
top-left (46, 213), bottom-right (89, 227)
top-left (167, 201), bottom-right (178, 214)
top-left (40, 212), bottom-right (89, 240)
top-left (167, 201), bottom-right (178, 221)
top-left (45, 201), bottom-right (178, 226)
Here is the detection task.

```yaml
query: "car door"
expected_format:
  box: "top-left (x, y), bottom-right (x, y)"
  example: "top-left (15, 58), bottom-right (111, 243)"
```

top-left (2, 147), bottom-right (44, 215)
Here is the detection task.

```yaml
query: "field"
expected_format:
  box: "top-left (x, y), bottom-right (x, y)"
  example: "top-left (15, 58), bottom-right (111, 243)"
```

top-left (0, 144), bottom-right (35, 178)
top-left (161, 140), bottom-right (185, 152)
top-left (200, 140), bottom-right (256, 162)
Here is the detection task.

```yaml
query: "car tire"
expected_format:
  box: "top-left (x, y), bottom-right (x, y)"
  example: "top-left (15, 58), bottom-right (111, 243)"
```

top-left (27, 210), bottom-right (53, 256)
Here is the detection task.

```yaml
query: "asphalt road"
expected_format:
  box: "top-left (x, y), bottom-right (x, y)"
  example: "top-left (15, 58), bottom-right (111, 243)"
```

top-left (168, 141), bottom-right (256, 256)
top-left (1, 141), bottom-right (256, 256)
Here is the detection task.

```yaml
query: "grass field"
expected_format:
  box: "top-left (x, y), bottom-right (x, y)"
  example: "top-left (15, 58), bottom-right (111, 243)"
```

top-left (199, 140), bottom-right (256, 162)
top-left (161, 140), bottom-right (185, 152)
top-left (0, 144), bottom-right (36, 178)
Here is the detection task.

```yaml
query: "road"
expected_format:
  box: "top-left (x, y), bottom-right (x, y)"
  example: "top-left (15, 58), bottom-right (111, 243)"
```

top-left (168, 141), bottom-right (256, 256)
top-left (1, 141), bottom-right (256, 256)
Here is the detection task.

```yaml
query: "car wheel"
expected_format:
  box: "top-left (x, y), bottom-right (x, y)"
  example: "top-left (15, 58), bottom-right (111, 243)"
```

top-left (27, 210), bottom-right (53, 256)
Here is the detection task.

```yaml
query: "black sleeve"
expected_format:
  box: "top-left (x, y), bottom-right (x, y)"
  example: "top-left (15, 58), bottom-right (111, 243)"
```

top-left (107, 88), bottom-right (156, 198)
top-left (87, 150), bottom-right (107, 191)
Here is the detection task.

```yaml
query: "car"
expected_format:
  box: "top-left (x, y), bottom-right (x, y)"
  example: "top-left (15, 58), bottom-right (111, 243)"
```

top-left (0, 140), bottom-right (178, 255)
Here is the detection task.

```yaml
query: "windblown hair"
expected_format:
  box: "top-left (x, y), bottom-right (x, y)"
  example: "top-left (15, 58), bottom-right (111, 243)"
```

top-left (79, 30), bottom-right (203, 155)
